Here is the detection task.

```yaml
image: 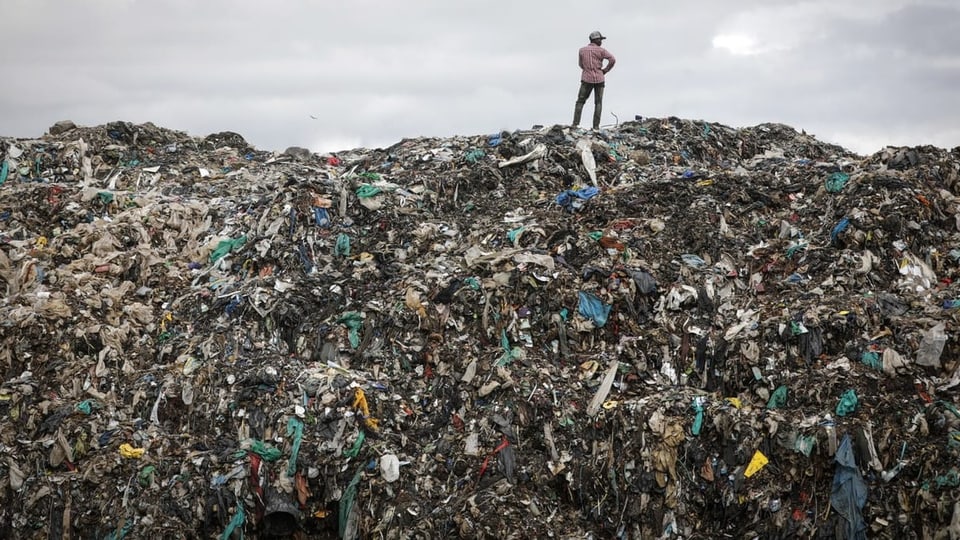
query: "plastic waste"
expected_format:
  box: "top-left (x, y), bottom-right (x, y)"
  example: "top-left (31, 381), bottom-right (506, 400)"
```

top-left (836, 389), bottom-right (859, 417)
top-left (380, 454), bottom-right (400, 482)
top-left (916, 322), bottom-right (947, 368)
top-left (578, 291), bottom-right (611, 327)
top-left (831, 435), bottom-right (868, 539)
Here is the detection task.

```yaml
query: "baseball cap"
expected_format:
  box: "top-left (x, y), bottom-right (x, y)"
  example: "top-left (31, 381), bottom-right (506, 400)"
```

top-left (589, 31), bottom-right (606, 41)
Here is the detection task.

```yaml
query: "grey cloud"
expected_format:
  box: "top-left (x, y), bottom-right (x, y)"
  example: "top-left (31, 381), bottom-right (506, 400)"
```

top-left (0, 0), bottom-right (956, 154)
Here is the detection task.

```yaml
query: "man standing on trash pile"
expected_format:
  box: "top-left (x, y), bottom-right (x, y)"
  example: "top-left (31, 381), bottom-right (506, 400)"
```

top-left (573, 30), bottom-right (616, 131)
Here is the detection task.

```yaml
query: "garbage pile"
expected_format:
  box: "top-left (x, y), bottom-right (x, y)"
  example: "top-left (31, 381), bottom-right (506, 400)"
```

top-left (2, 117), bottom-right (960, 539)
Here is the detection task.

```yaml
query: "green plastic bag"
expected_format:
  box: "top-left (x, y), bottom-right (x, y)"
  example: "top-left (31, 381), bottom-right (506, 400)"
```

top-left (335, 233), bottom-right (351, 257)
top-left (355, 184), bottom-right (381, 198)
top-left (836, 389), bottom-right (859, 417)
top-left (825, 172), bottom-right (850, 193)
top-left (286, 418), bottom-right (304, 476)
top-left (220, 504), bottom-right (245, 540)
top-left (247, 440), bottom-right (281, 461)
top-left (338, 311), bottom-right (363, 348)
top-left (860, 351), bottom-right (881, 370)
top-left (343, 431), bottom-right (366, 458)
top-left (339, 467), bottom-right (364, 538)
top-left (210, 236), bottom-right (247, 263)
top-left (767, 385), bottom-right (788, 409)
top-left (691, 398), bottom-right (705, 436)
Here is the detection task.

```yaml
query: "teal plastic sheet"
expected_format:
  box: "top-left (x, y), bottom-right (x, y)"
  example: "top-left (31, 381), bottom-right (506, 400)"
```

top-left (826, 172), bottom-right (850, 193)
top-left (836, 389), bottom-right (859, 417)
top-left (220, 504), bottom-right (245, 540)
top-left (691, 398), bottom-right (705, 436)
top-left (75, 399), bottom-right (100, 415)
top-left (210, 236), bottom-right (247, 263)
top-left (860, 351), bottom-right (881, 369)
top-left (464, 149), bottom-right (485, 163)
top-left (356, 184), bottom-right (381, 197)
top-left (767, 385), bottom-right (788, 409)
top-left (338, 311), bottom-right (363, 348)
top-left (286, 417), bottom-right (304, 476)
top-left (343, 431), bottom-right (366, 458)
top-left (335, 233), bottom-right (351, 257)
top-left (244, 440), bottom-right (281, 461)
top-left (339, 467), bottom-right (364, 538)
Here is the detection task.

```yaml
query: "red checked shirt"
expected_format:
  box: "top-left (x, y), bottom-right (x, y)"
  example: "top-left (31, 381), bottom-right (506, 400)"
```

top-left (579, 43), bottom-right (616, 84)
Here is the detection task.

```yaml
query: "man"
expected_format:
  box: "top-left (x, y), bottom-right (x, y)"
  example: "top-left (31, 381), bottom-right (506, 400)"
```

top-left (573, 31), bottom-right (616, 130)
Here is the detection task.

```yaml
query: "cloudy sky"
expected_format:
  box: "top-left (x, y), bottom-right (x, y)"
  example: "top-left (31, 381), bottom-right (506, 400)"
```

top-left (1, 0), bottom-right (958, 154)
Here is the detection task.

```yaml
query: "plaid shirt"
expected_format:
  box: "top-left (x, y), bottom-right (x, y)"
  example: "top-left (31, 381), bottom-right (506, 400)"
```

top-left (579, 43), bottom-right (616, 84)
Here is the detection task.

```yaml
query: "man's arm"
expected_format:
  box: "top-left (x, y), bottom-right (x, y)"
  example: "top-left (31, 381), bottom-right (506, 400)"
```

top-left (602, 51), bottom-right (616, 74)
top-left (578, 50), bottom-right (584, 70)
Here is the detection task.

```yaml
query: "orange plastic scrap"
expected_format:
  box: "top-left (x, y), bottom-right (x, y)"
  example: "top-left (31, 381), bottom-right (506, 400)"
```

top-left (916, 194), bottom-right (931, 207)
top-left (352, 388), bottom-right (379, 431)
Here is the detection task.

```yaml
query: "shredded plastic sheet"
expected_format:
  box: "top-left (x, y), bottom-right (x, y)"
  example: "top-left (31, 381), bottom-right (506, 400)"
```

top-left (244, 440), bottom-right (281, 462)
top-left (339, 467), bottom-right (364, 539)
top-left (103, 519), bottom-right (135, 540)
top-left (286, 417), bottom-right (304, 476)
top-left (355, 184), bottom-right (381, 197)
top-left (343, 431), bottom-right (366, 458)
top-left (220, 504), bottom-right (246, 540)
top-left (335, 232), bottom-right (351, 257)
top-left (826, 171), bottom-right (850, 193)
top-left (75, 399), bottom-right (99, 415)
top-left (831, 435), bottom-right (868, 539)
top-left (691, 397), bottom-right (705, 435)
top-left (313, 207), bottom-right (331, 227)
top-left (831, 217), bottom-right (850, 244)
top-left (464, 149), bottom-right (485, 163)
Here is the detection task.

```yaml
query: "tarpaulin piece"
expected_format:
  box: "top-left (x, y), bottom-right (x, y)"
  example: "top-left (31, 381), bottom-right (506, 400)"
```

top-left (831, 435), bottom-right (868, 539)
top-left (578, 291), bottom-right (611, 327)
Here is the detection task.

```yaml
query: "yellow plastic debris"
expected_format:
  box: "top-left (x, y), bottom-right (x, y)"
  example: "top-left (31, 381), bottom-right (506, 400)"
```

top-left (160, 311), bottom-right (173, 332)
top-left (352, 388), bottom-right (379, 431)
top-left (602, 400), bottom-right (619, 410)
top-left (725, 397), bottom-right (742, 409)
top-left (119, 444), bottom-right (145, 459)
top-left (744, 450), bottom-right (768, 477)
top-left (35, 236), bottom-right (48, 249)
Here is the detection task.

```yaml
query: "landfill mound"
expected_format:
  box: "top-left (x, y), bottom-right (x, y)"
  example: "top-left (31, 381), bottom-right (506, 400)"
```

top-left (2, 117), bottom-right (960, 540)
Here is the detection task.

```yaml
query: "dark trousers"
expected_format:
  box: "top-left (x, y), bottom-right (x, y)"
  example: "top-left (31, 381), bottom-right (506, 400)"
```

top-left (573, 81), bottom-right (605, 129)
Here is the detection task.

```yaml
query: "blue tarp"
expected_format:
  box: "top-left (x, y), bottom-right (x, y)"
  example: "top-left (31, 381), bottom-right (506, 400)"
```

top-left (555, 186), bottom-right (600, 212)
top-left (578, 291), bottom-right (611, 327)
top-left (831, 434), bottom-right (868, 540)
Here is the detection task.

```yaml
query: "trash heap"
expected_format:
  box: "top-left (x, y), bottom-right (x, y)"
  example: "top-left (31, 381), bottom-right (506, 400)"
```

top-left (2, 117), bottom-right (960, 539)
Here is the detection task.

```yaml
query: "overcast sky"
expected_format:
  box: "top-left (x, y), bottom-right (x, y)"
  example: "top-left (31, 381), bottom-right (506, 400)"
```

top-left (2, 0), bottom-right (958, 155)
